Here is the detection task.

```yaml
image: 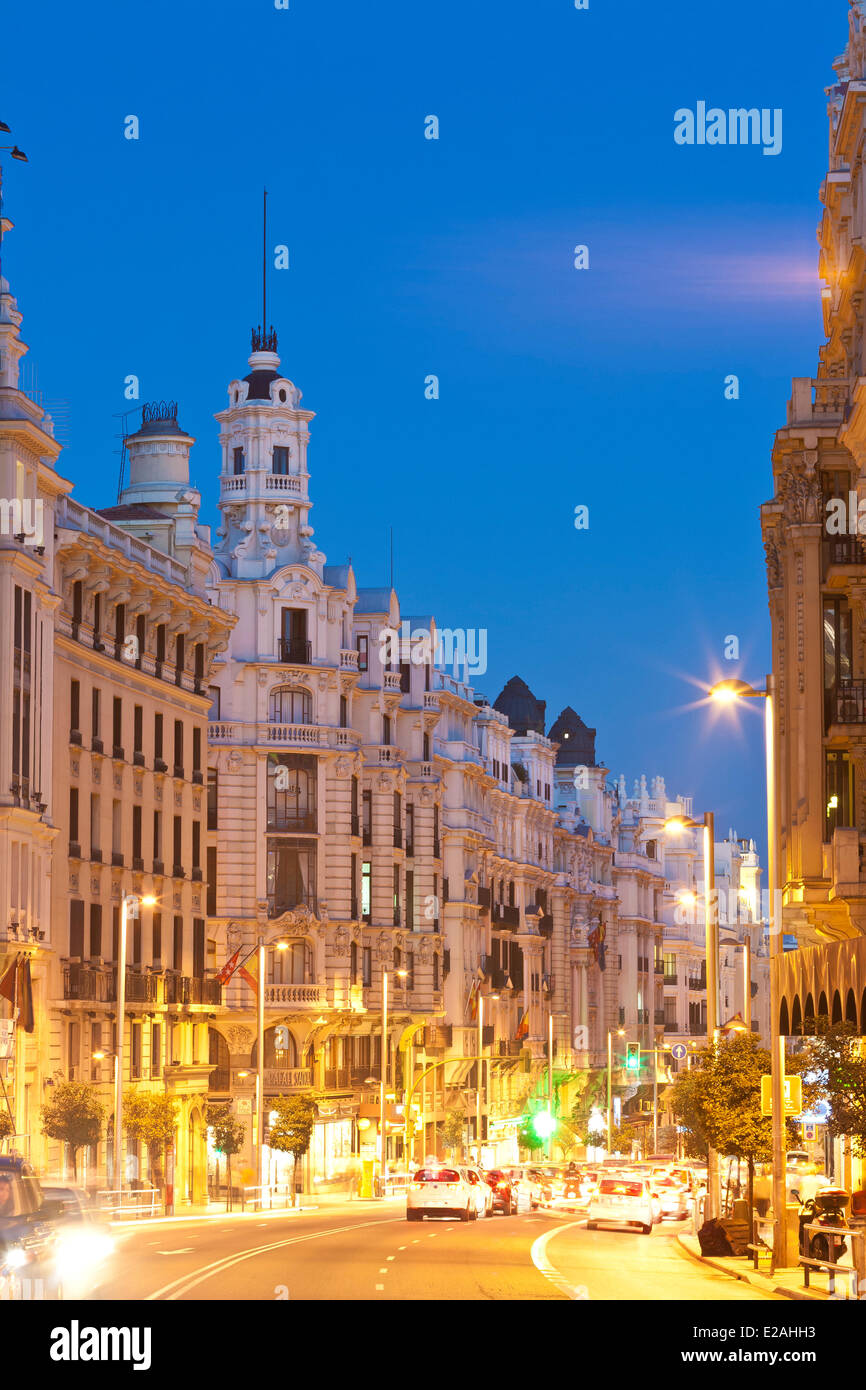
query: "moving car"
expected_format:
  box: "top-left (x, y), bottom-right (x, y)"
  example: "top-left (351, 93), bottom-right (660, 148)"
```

top-left (0, 1155), bottom-right (61, 1298)
top-left (407, 1167), bottom-right (479, 1221)
top-left (587, 1176), bottom-right (657, 1234)
top-left (461, 1166), bottom-right (493, 1218)
top-left (38, 1183), bottom-right (115, 1297)
top-left (653, 1175), bottom-right (689, 1220)
top-left (483, 1170), bottom-right (518, 1215)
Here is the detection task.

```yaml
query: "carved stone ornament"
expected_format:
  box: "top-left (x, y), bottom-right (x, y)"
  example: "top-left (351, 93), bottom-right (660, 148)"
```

top-left (258, 668), bottom-right (270, 687)
top-left (764, 536), bottom-right (783, 591)
top-left (71, 760), bottom-right (80, 778)
top-left (269, 903), bottom-right (319, 934)
top-left (333, 926), bottom-right (350, 956)
top-left (226, 923), bottom-right (243, 952)
top-left (419, 785), bottom-right (435, 806)
top-left (69, 874), bottom-right (79, 894)
top-left (418, 936), bottom-right (432, 962)
top-left (227, 750), bottom-right (243, 774)
top-left (335, 757), bottom-right (352, 779)
top-left (378, 931), bottom-right (391, 961)
top-left (317, 673), bottom-right (330, 692)
top-left (134, 778), bottom-right (143, 797)
top-left (778, 468), bottom-right (822, 525)
top-left (92, 764), bottom-right (101, 784)
top-left (377, 772), bottom-right (392, 792)
top-left (90, 878), bottom-right (101, 898)
top-left (226, 1025), bottom-right (253, 1052)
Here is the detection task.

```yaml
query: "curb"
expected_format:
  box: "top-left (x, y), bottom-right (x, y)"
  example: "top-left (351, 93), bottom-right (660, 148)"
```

top-left (675, 1233), bottom-right (824, 1301)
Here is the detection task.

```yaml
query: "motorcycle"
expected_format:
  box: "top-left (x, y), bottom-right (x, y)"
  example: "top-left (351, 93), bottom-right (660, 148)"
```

top-left (797, 1187), bottom-right (850, 1266)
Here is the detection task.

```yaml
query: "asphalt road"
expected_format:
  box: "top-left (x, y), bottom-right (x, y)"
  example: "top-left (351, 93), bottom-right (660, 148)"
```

top-left (84, 1202), bottom-right (781, 1302)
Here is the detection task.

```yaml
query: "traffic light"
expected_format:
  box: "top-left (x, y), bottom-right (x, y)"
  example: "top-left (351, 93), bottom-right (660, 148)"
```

top-left (625, 1042), bottom-right (641, 1071)
top-left (531, 1110), bottom-right (557, 1140)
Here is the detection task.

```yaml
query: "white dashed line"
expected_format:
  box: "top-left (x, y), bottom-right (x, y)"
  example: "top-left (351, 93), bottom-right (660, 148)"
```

top-left (398, 1246), bottom-right (406, 1251)
top-left (530, 1223), bottom-right (590, 1300)
top-left (387, 1256), bottom-right (395, 1262)
top-left (375, 1284), bottom-right (384, 1290)
top-left (379, 1267), bottom-right (388, 1273)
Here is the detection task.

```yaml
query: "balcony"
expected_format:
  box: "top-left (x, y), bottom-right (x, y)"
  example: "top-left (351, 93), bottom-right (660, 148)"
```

top-left (263, 983), bottom-right (325, 1008)
top-left (62, 962), bottom-right (116, 1002)
top-left (323, 1067), bottom-right (350, 1090)
top-left (422, 1024), bottom-right (452, 1050)
top-left (208, 1066), bottom-right (231, 1093)
top-left (492, 904), bottom-right (520, 930)
top-left (688, 974), bottom-right (706, 991)
top-left (664, 974), bottom-right (678, 986)
top-left (537, 914), bottom-right (554, 938)
top-left (263, 1067), bottom-right (313, 1091)
top-left (654, 1009), bottom-right (666, 1025)
top-left (111, 852), bottom-right (124, 868)
top-left (277, 638), bottom-right (312, 665)
top-left (267, 812), bottom-right (317, 834)
top-left (664, 1021), bottom-right (680, 1034)
top-left (477, 885), bottom-right (491, 911)
top-left (496, 1039), bottom-right (521, 1057)
top-left (823, 535), bottom-right (866, 579)
top-left (267, 893), bottom-right (318, 920)
top-left (340, 649), bottom-right (359, 671)
top-left (165, 974), bottom-right (223, 1006)
top-left (125, 970), bottom-right (158, 1003)
top-left (654, 963), bottom-right (664, 975)
top-left (830, 679), bottom-right (866, 725)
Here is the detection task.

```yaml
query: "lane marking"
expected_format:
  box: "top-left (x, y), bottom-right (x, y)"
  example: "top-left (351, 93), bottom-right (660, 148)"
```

top-left (157, 1248), bottom-right (195, 1255)
top-left (398, 1246), bottom-right (406, 1251)
top-left (146, 1217), bottom-right (404, 1301)
top-left (379, 1267), bottom-right (388, 1273)
top-left (386, 1256), bottom-right (395, 1262)
top-left (530, 1222), bottom-right (589, 1301)
top-left (375, 1284), bottom-right (384, 1290)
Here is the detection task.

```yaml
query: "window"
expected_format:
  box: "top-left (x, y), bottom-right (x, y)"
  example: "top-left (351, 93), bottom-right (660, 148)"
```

top-left (208, 686), bottom-right (221, 720)
top-left (173, 816), bottom-right (183, 873)
top-left (91, 688), bottom-right (100, 740)
top-left (340, 694), bottom-right (348, 728)
top-left (67, 1020), bottom-right (80, 1080)
top-left (269, 686), bottom-right (312, 724)
top-left (406, 871), bottom-right (414, 931)
top-left (93, 593), bottom-right (102, 647)
top-left (266, 839), bottom-right (316, 915)
top-left (192, 821), bottom-right (201, 871)
top-left (267, 753), bottom-right (317, 831)
top-left (393, 791), bottom-right (401, 846)
top-left (69, 900), bottom-right (85, 959)
top-left (173, 916), bottom-right (183, 972)
top-left (406, 951), bottom-right (415, 990)
top-left (423, 732), bottom-right (430, 761)
top-left (646, 839), bottom-right (657, 860)
top-left (233, 446), bottom-right (245, 475)
top-left (206, 846), bottom-right (217, 917)
top-left (133, 705), bottom-right (143, 755)
top-left (351, 852), bottom-right (358, 917)
top-left (153, 810), bottom-right (162, 863)
top-left (90, 793), bottom-right (100, 856)
top-left (152, 1023), bottom-right (162, 1078)
top-left (70, 679), bottom-right (80, 735)
top-left (136, 614), bottom-right (146, 670)
top-left (268, 941), bottom-right (313, 985)
top-left (152, 913), bottom-right (162, 965)
top-left (406, 803), bottom-right (414, 856)
top-left (112, 800), bottom-right (122, 856)
top-left (433, 954), bottom-right (439, 990)
top-left (175, 633), bottom-right (185, 687)
top-left (362, 861), bottom-right (372, 921)
top-left (362, 946), bottom-right (372, 987)
top-left (174, 720), bottom-right (184, 775)
top-left (112, 697), bottom-right (123, 755)
top-left (90, 1022), bottom-right (102, 1081)
top-left (193, 727), bottom-right (201, 774)
top-left (154, 713), bottom-right (164, 762)
top-left (114, 603), bottom-right (126, 659)
top-left (72, 580), bottom-right (83, 631)
top-left (130, 1022), bottom-right (142, 1080)
top-left (350, 940), bottom-right (358, 981)
top-left (155, 623), bottom-right (166, 672)
top-left (382, 715), bottom-right (392, 746)
top-left (207, 770), bottom-right (218, 829)
top-left (69, 788), bottom-right (79, 844)
top-left (393, 865), bottom-right (401, 926)
top-left (193, 918), bottom-right (205, 978)
top-left (826, 750), bottom-right (854, 837)
top-left (272, 446), bottom-right (290, 474)
top-left (362, 789), bottom-right (372, 845)
top-left (357, 635), bottom-right (368, 672)
top-left (132, 805), bottom-right (142, 862)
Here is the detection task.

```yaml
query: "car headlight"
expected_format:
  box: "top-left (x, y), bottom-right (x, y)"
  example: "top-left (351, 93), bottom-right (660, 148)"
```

top-left (3, 1245), bottom-right (29, 1270)
top-left (54, 1229), bottom-right (115, 1275)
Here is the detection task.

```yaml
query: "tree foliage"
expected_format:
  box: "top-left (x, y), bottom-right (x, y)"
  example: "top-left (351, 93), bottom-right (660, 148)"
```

top-left (805, 1020), bottom-right (866, 1158)
top-left (0, 1110), bottom-right (14, 1142)
top-left (40, 1081), bottom-right (105, 1179)
top-left (123, 1091), bottom-right (179, 1186)
top-left (269, 1094), bottom-right (317, 1162)
top-left (438, 1107), bottom-right (465, 1157)
top-left (205, 1103), bottom-right (245, 1157)
top-left (518, 1118), bottom-right (545, 1153)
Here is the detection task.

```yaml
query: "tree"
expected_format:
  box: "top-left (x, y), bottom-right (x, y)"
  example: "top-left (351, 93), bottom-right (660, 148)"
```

top-left (607, 1123), bottom-right (643, 1157)
top-left (518, 1118), bottom-right (545, 1154)
top-left (671, 1034), bottom-right (810, 1226)
top-left (206, 1103), bottom-right (246, 1211)
top-left (269, 1094), bottom-right (317, 1204)
top-left (0, 1110), bottom-right (13, 1145)
top-left (123, 1092), bottom-right (179, 1192)
top-left (805, 1020), bottom-right (866, 1158)
top-left (40, 1081), bottom-right (105, 1180)
top-left (438, 1107), bottom-right (465, 1160)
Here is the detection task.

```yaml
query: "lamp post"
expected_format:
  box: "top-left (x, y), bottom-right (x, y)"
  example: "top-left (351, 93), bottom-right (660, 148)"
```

top-left (665, 810), bottom-right (720, 1216)
top-left (378, 966), bottom-right (407, 1194)
top-left (606, 1027), bottom-right (624, 1151)
top-left (547, 1011), bottom-right (554, 1160)
top-left (710, 675), bottom-right (786, 1265)
top-left (114, 893), bottom-right (157, 1194)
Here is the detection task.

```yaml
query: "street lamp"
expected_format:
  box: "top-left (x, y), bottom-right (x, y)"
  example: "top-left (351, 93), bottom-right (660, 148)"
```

top-left (606, 1027), bottom-right (625, 1150)
top-left (378, 966), bottom-right (407, 1194)
top-left (476, 992), bottom-right (497, 1167)
top-left (114, 893), bottom-right (158, 1194)
top-left (665, 809), bottom-right (721, 1216)
top-left (709, 674), bottom-right (787, 1265)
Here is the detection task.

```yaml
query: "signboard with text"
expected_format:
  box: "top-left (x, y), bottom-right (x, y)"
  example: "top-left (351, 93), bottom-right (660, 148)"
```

top-left (760, 1074), bottom-right (802, 1117)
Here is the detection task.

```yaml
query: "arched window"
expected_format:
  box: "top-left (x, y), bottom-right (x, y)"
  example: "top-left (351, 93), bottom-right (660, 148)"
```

top-left (251, 1026), bottom-right (300, 1069)
top-left (268, 942), bottom-right (313, 986)
top-left (269, 686), bottom-right (312, 725)
top-left (207, 1028), bottom-right (230, 1092)
top-left (646, 840), bottom-right (657, 860)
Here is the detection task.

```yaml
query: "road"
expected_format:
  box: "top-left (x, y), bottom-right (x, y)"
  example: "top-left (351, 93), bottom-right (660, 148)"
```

top-left (83, 1202), bottom-right (781, 1302)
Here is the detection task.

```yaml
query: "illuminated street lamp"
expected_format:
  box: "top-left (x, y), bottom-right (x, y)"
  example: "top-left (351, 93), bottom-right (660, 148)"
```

top-left (114, 893), bottom-right (158, 1192)
top-left (708, 674), bottom-right (787, 1265)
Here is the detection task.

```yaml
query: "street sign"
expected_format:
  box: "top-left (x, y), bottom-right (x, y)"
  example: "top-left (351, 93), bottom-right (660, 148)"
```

top-left (671, 1043), bottom-right (687, 1061)
top-left (802, 1122), bottom-right (816, 1141)
top-left (0, 1021), bottom-right (14, 1059)
top-left (760, 1074), bottom-right (802, 1117)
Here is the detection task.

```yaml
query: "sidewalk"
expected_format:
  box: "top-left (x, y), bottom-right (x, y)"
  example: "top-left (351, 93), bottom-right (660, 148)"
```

top-left (676, 1232), bottom-right (838, 1301)
top-left (112, 1192), bottom-right (403, 1229)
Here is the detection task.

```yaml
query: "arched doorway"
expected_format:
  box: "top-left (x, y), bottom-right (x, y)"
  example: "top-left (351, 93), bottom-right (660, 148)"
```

top-left (779, 998), bottom-right (790, 1035)
top-left (791, 996), bottom-right (803, 1035)
top-left (804, 994), bottom-right (816, 1034)
top-left (208, 1028), bottom-right (230, 1094)
top-left (832, 991), bottom-right (843, 1024)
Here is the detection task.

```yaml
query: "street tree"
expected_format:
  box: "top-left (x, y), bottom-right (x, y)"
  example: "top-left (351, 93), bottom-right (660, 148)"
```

top-left (0, 1110), bottom-right (13, 1145)
top-left (269, 1094), bottom-right (317, 1203)
top-left (40, 1081), bottom-right (105, 1181)
top-left (805, 1020), bottom-right (866, 1158)
top-left (123, 1092), bottom-right (179, 1192)
top-left (438, 1107), bottom-right (465, 1160)
top-left (518, 1117), bottom-right (545, 1154)
top-left (206, 1103), bottom-right (246, 1211)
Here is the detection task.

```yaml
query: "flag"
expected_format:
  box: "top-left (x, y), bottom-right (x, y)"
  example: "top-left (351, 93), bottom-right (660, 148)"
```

top-left (468, 979), bottom-right (478, 1021)
top-left (239, 964), bottom-right (258, 995)
top-left (216, 948), bottom-right (242, 987)
top-left (16, 957), bottom-right (33, 1033)
top-left (0, 955), bottom-right (18, 1008)
top-left (515, 1010), bottom-right (529, 1041)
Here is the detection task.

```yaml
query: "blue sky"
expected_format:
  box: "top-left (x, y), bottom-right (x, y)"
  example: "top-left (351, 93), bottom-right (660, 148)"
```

top-left (1, 0), bottom-right (847, 853)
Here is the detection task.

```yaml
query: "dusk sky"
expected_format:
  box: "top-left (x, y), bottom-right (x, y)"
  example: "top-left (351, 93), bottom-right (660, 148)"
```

top-left (2, 0), bottom-right (847, 854)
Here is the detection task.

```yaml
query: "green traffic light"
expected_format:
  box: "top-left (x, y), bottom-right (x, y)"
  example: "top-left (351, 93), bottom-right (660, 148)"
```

top-left (531, 1110), bottom-right (556, 1139)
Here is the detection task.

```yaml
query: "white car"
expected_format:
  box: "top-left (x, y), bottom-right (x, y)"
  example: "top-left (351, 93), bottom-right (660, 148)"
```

top-left (587, 1176), bottom-right (657, 1234)
top-left (407, 1167), bottom-right (479, 1221)
top-left (653, 1176), bottom-right (689, 1220)
top-left (462, 1167), bottom-right (493, 1218)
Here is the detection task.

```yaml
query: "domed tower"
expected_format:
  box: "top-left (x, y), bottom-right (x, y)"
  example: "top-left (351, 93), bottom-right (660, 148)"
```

top-left (213, 326), bottom-right (322, 580)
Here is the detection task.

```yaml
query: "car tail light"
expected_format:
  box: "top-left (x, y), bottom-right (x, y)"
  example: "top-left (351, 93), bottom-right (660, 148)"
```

top-left (498, 1182), bottom-right (509, 1189)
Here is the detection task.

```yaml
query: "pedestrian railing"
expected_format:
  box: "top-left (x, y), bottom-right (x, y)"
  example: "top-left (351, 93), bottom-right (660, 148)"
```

top-left (97, 1186), bottom-right (162, 1219)
top-left (240, 1183), bottom-right (296, 1212)
top-left (800, 1223), bottom-right (865, 1299)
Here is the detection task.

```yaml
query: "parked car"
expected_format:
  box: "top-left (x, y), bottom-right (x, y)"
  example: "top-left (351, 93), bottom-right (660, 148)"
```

top-left (461, 1167), bottom-right (493, 1218)
top-left (587, 1175), bottom-right (657, 1234)
top-left (407, 1167), bottom-right (478, 1221)
top-left (482, 1170), bottom-right (518, 1215)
